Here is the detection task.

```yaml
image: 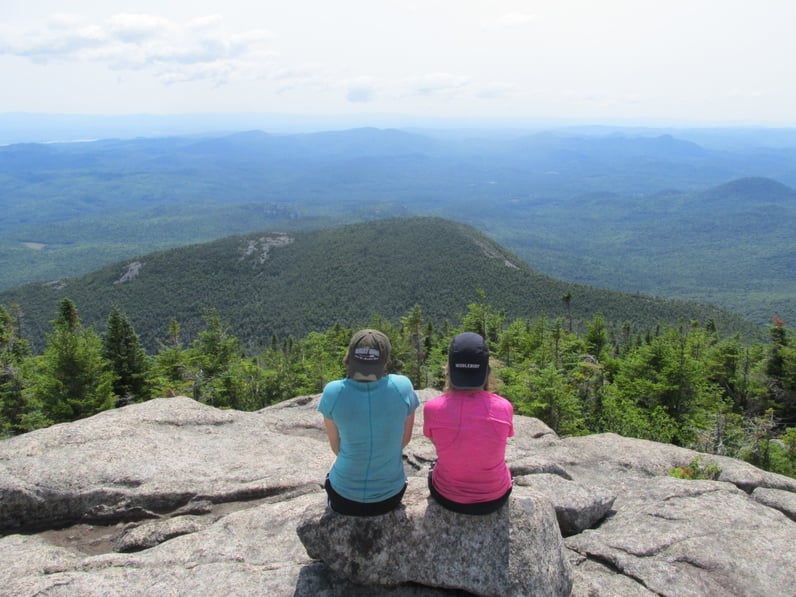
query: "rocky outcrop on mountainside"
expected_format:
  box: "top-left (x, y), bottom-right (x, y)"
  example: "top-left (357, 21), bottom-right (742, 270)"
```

top-left (297, 487), bottom-right (573, 596)
top-left (1, 391), bottom-right (796, 596)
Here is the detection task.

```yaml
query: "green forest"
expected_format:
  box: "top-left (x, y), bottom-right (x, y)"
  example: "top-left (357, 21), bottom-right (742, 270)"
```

top-left (2, 295), bottom-right (795, 480)
top-left (0, 217), bottom-right (765, 355)
top-left (3, 129), bottom-right (796, 482)
top-left (3, 128), bottom-right (796, 326)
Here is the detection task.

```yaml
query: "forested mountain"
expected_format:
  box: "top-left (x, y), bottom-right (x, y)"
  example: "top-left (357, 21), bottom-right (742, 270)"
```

top-left (2, 126), bottom-right (796, 326)
top-left (0, 217), bottom-right (761, 353)
top-left (501, 175), bottom-right (796, 325)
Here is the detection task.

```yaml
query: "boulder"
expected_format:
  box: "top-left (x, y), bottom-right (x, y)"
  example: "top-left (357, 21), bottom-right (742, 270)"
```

top-left (113, 514), bottom-right (212, 552)
top-left (513, 473), bottom-right (616, 536)
top-left (297, 478), bottom-right (573, 597)
top-left (565, 476), bottom-right (796, 596)
top-left (0, 396), bottom-right (333, 533)
top-left (752, 486), bottom-right (796, 522)
top-left (1, 390), bottom-right (795, 596)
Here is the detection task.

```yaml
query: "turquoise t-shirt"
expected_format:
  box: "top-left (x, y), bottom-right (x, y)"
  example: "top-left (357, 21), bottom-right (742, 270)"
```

top-left (319, 374), bottom-right (419, 503)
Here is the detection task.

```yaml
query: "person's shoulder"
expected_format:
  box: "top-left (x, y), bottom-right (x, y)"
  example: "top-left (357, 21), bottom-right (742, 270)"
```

top-left (322, 378), bottom-right (346, 395)
top-left (423, 392), bottom-right (447, 410)
top-left (386, 373), bottom-right (414, 390)
top-left (489, 392), bottom-right (514, 410)
top-left (318, 378), bottom-right (346, 414)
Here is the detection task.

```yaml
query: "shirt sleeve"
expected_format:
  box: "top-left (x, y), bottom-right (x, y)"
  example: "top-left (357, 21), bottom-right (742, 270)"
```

top-left (389, 374), bottom-right (420, 416)
top-left (422, 400), bottom-right (433, 438)
top-left (318, 381), bottom-right (340, 419)
top-left (407, 389), bottom-right (420, 414)
top-left (505, 398), bottom-right (515, 437)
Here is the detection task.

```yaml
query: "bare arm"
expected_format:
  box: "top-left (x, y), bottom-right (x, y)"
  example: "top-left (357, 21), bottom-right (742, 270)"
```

top-left (323, 417), bottom-right (340, 455)
top-left (402, 412), bottom-right (416, 448)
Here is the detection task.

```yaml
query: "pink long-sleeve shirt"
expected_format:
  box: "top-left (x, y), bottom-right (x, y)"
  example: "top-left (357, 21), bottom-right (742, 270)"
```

top-left (423, 390), bottom-right (514, 503)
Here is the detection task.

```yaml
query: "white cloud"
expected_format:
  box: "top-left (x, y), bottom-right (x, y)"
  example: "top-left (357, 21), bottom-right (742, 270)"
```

top-left (346, 77), bottom-right (377, 103)
top-left (405, 72), bottom-right (469, 97)
top-left (106, 13), bottom-right (170, 43)
top-left (476, 82), bottom-right (519, 99)
top-left (0, 12), bottom-right (273, 85)
top-left (269, 64), bottom-right (328, 94)
top-left (347, 86), bottom-right (373, 103)
top-left (1, 1), bottom-right (795, 123)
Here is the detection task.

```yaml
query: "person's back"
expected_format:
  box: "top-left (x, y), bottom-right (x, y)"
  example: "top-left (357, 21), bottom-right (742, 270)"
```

top-left (321, 373), bottom-right (416, 503)
top-left (423, 332), bottom-right (514, 515)
top-left (423, 388), bottom-right (513, 504)
top-left (319, 329), bottom-right (419, 516)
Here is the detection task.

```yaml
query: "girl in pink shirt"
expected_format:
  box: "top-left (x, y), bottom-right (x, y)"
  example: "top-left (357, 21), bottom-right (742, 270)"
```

top-left (423, 332), bottom-right (514, 515)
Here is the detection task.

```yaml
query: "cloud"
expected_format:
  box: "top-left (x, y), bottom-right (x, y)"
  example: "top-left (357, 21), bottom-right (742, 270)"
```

top-left (347, 86), bottom-right (374, 103)
top-left (476, 82), bottom-right (519, 99)
top-left (0, 13), bottom-right (272, 85)
top-left (405, 72), bottom-right (469, 97)
top-left (345, 77), bottom-right (377, 103)
top-left (269, 64), bottom-right (328, 94)
top-left (106, 13), bottom-right (170, 43)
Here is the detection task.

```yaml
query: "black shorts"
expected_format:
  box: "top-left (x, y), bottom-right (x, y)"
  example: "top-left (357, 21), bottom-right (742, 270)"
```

top-left (324, 476), bottom-right (407, 517)
top-left (427, 470), bottom-right (511, 515)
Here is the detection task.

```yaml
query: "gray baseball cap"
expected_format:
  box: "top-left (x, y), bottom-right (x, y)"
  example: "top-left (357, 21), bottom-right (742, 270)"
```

top-left (346, 329), bottom-right (390, 380)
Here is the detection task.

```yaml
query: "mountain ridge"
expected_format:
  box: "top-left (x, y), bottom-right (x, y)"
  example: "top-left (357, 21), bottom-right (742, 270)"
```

top-left (0, 217), bottom-right (762, 353)
top-left (2, 126), bottom-right (796, 326)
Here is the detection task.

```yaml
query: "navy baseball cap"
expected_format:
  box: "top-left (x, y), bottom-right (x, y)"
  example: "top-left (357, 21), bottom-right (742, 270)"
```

top-left (448, 332), bottom-right (489, 389)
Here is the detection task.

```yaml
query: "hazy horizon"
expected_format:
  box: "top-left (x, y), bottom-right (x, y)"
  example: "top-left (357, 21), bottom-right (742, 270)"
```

top-left (4, 111), bottom-right (796, 147)
top-left (2, 1), bottom-right (795, 133)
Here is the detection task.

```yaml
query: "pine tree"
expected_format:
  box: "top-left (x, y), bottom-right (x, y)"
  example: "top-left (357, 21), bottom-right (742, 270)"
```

top-left (401, 304), bottom-right (427, 388)
top-left (186, 308), bottom-right (243, 407)
top-left (765, 319), bottom-right (796, 427)
top-left (103, 306), bottom-right (151, 405)
top-left (150, 319), bottom-right (191, 399)
top-left (585, 314), bottom-right (609, 360)
top-left (0, 304), bottom-right (31, 434)
top-left (29, 298), bottom-right (114, 424)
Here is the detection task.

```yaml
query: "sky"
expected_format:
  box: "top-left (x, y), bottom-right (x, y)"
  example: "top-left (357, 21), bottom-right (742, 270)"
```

top-left (2, 0), bottom-right (796, 127)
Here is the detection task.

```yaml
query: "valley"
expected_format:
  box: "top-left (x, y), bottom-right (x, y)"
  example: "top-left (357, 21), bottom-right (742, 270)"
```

top-left (2, 126), bottom-right (796, 328)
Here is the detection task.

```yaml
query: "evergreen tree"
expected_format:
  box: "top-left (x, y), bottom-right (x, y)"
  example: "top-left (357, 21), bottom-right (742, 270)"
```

top-left (0, 304), bottom-right (31, 434)
top-left (498, 319), bottom-right (529, 367)
top-left (55, 297), bottom-right (80, 332)
top-left (149, 318), bottom-right (192, 398)
top-left (461, 289), bottom-right (503, 344)
top-left (585, 314), bottom-right (609, 360)
top-left (606, 324), bottom-right (725, 445)
top-left (522, 363), bottom-right (586, 436)
top-left (103, 307), bottom-right (151, 404)
top-left (28, 298), bottom-right (114, 424)
top-left (401, 304), bottom-right (427, 388)
top-left (185, 308), bottom-right (246, 407)
top-left (300, 326), bottom-right (349, 390)
top-left (766, 319), bottom-right (796, 426)
top-left (561, 292), bottom-right (573, 333)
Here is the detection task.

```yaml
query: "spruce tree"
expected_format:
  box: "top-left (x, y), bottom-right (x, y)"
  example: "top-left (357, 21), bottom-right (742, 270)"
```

top-left (30, 298), bottom-right (114, 424)
top-left (0, 305), bottom-right (31, 434)
top-left (401, 304), bottom-right (426, 388)
top-left (103, 306), bottom-right (151, 404)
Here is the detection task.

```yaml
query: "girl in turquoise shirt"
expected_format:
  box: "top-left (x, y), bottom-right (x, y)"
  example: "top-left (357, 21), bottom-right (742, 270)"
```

top-left (319, 329), bottom-right (419, 516)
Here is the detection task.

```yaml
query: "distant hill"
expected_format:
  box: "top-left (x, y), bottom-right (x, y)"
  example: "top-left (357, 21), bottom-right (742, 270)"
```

top-left (696, 176), bottom-right (796, 206)
top-left (493, 175), bottom-right (796, 326)
top-left (0, 218), bottom-right (762, 353)
top-left (2, 127), bottom-right (796, 327)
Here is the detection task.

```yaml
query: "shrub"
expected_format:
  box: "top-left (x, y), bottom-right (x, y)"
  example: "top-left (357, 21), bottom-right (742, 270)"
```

top-left (669, 456), bottom-right (722, 480)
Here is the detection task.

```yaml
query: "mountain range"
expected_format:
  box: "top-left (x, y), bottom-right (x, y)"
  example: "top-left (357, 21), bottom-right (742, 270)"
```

top-left (0, 217), bottom-right (762, 353)
top-left (1, 126), bottom-right (795, 327)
